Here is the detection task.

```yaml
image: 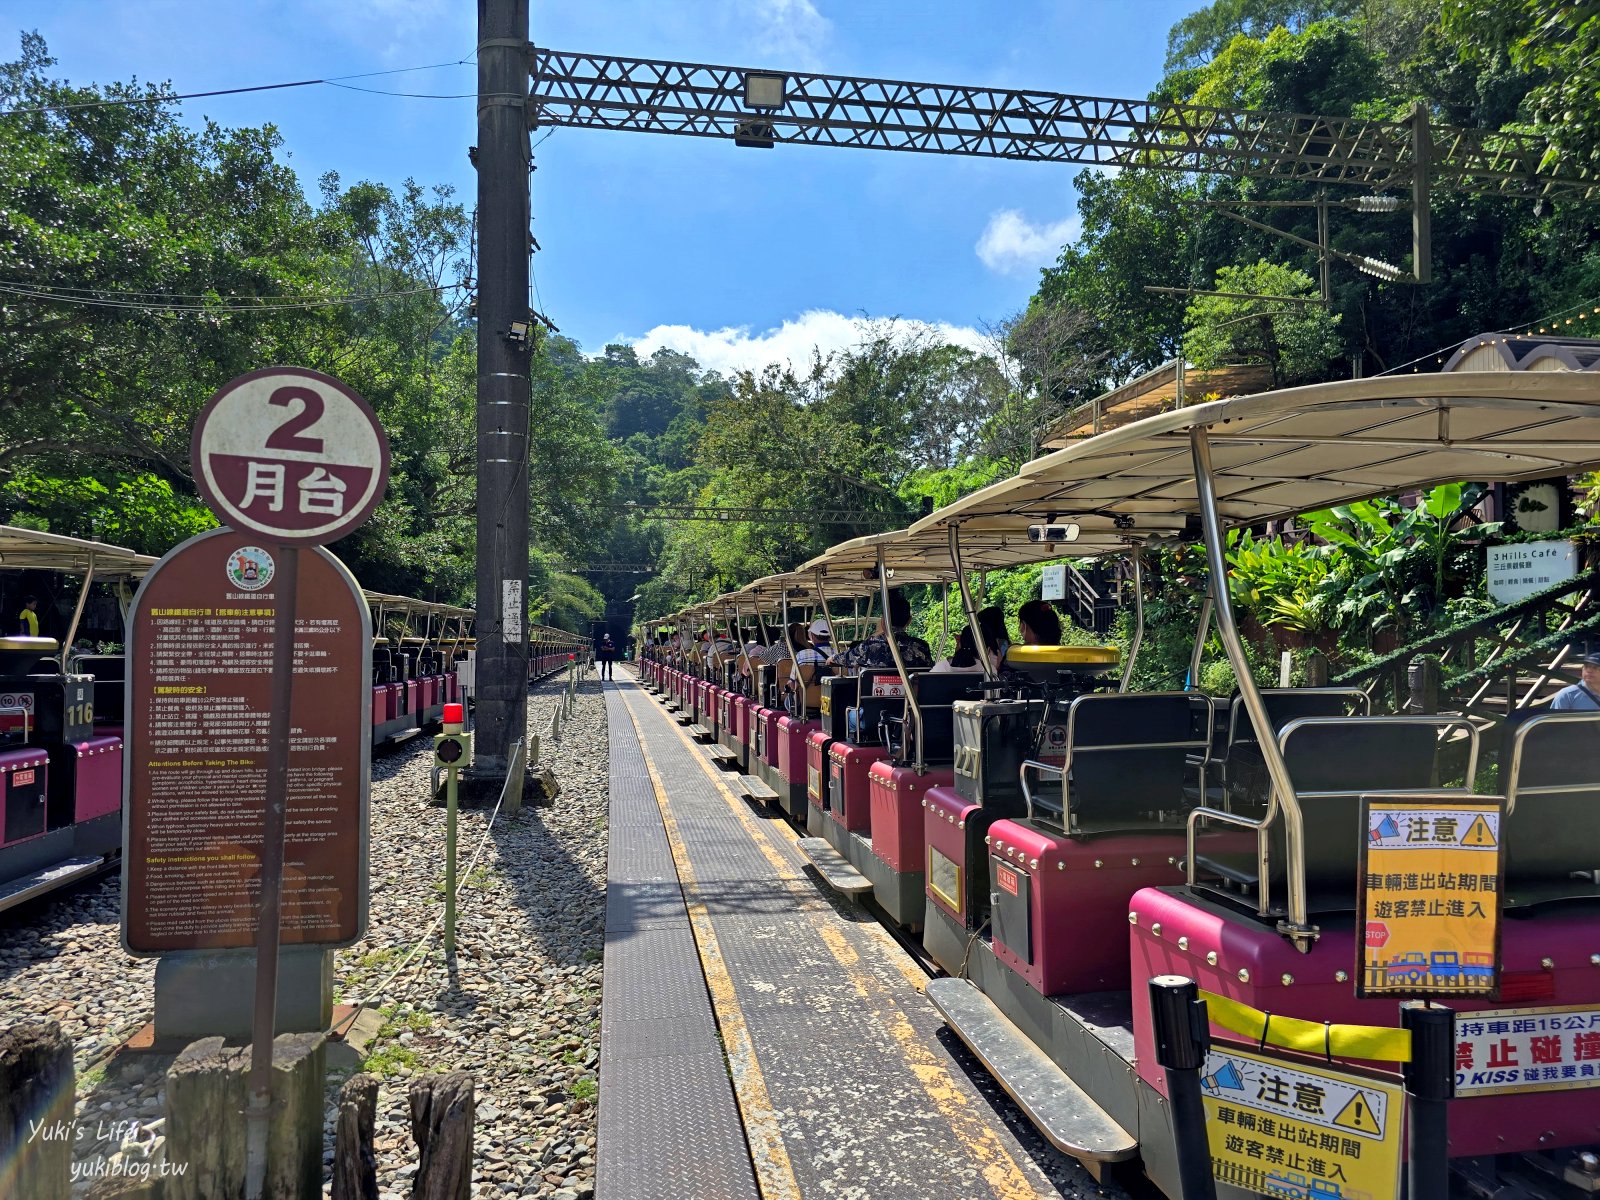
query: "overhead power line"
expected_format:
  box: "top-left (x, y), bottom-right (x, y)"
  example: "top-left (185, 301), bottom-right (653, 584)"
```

top-left (0, 58), bottom-right (478, 118)
top-left (0, 281), bottom-right (461, 313)
top-left (609, 502), bottom-right (917, 523)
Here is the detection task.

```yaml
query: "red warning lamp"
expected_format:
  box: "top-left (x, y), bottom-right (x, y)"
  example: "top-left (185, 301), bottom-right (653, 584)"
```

top-left (443, 703), bottom-right (465, 733)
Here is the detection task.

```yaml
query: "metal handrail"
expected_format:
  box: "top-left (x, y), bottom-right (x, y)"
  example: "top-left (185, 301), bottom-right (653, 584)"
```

top-left (0, 706), bottom-right (32, 742)
top-left (1504, 710), bottom-right (1600, 813)
top-left (1018, 691), bottom-right (1211, 828)
top-left (1184, 713), bottom-right (1481, 917)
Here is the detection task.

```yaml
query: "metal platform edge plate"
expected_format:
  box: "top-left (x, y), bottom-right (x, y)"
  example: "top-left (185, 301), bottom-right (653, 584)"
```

top-left (0, 855), bottom-right (105, 913)
top-left (738, 774), bottom-right (779, 802)
top-left (926, 977), bottom-right (1137, 1164)
top-left (797, 837), bottom-right (873, 896)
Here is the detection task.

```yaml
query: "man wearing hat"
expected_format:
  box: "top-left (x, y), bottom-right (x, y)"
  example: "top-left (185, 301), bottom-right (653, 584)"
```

top-left (798, 617), bottom-right (833, 669)
top-left (1551, 652), bottom-right (1600, 711)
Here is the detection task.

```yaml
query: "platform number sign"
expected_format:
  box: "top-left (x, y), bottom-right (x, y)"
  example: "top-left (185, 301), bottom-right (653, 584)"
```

top-left (191, 366), bottom-right (390, 545)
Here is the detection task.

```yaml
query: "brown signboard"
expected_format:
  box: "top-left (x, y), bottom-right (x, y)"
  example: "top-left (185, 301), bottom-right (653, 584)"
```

top-left (122, 529), bottom-right (372, 954)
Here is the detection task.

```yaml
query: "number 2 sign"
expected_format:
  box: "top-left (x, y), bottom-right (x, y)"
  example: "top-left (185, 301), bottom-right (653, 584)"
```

top-left (190, 367), bottom-right (390, 545)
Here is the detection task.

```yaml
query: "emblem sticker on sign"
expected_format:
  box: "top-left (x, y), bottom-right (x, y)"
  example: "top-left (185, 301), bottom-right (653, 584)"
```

top-left (995, 863), bottom-right (1020, 896)
top-left (226, 546), bottom-right (275, 592)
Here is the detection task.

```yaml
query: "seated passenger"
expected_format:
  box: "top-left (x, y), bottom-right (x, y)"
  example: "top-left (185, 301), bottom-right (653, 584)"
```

top-left (1017, 599), bottom-right (1062, 646)
top-left (761, 623), bottom-right (807, 667)
top-left (932, 627), bottom-right (982, 673)
top-left (835, 589), bottom-right (933, 673)
top-left (1551, 651), bottom-right (1600, 711)
top-left (976, 604), bottom-right (1011, 663)
top-left (797, 618), bottom-right (833, 669)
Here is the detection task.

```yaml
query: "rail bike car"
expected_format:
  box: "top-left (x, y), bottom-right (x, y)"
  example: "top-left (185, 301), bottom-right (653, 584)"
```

top-left (0, 527), bottom-right (154, 913)
top-left (892, 372), bottom-right (1600, 1197)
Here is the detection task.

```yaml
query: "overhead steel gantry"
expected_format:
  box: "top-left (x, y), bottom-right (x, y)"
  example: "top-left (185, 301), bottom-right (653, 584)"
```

top-left (527, 45), bottom-right (1600, 284)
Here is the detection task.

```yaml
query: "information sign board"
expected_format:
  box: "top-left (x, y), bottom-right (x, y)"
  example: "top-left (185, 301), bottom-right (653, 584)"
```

top-left (1358, 796), bottom-right (1503, 999)
top-left (1200, 1042), bottom-right (1402, 1200)
top-left (1487, 540), bottom-right (1578, 605)
top-left (122, 530), bottom-right (372, 953)
top-left (1040, 563), bottom-right (1067, 601)
top-left (1454, 1005), bottom-right (1600, 1096)
top-left (190, 366), bottom-right (390, 545)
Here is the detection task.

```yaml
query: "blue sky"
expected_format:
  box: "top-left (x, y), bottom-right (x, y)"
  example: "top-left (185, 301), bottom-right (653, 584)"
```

top-left (5, 0), bottom-right (1197, 373)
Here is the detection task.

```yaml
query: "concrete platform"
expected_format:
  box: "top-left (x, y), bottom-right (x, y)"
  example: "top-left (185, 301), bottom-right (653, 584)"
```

top-left (600, 677), bottom-right (1090, 1200)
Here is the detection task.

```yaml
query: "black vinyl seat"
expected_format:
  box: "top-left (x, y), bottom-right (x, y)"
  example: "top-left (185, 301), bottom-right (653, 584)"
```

top-left (1024, 692), bottom-right (1212, 836)
top-left (883, 672), bottom-right (986, 766)
top-left (1190, 688), bottom-right (1370, 812)
top-left (1193, 716), bottom-right (1461, 914)
top-left (71, 653), bottom-right (126, 728)
top-left (1502, 711), bottom-right (1600, 907)
top-left (848, 668), bottom-right (925, 747)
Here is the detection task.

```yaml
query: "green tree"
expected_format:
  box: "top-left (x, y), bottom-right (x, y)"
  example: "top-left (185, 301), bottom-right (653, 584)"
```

top-left (1184, 261), bottom-right (1341, 385)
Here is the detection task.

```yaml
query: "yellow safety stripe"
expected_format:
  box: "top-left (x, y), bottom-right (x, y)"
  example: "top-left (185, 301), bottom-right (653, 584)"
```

top-left (1199, 991), bottom-right (1413, 1063)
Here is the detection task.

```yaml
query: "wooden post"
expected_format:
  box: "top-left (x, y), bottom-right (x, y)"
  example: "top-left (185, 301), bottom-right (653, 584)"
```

top-left (0, 1020), bottom-right (74, 1200)
top-left (408, 1072), bottom-right (474, 1200)
top-left (164, 1033), bottom-right (325, 1200)
top-left (1406, 655), bottom-right (1442, 714)
top-left (331, 1073), bottom-right (379, 1200)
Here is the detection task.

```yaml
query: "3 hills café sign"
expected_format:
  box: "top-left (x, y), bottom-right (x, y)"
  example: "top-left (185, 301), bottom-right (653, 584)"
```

top-left (122, 368), bottom-right (386, 954)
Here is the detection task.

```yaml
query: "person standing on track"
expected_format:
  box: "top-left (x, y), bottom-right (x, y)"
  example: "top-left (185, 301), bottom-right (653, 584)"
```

top-left (597, 633), bottom-right (616, 681)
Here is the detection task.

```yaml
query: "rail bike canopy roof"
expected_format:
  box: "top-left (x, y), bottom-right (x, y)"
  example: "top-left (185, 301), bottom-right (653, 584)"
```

top-left (0, 525), bottom-right (158, 578)
top-left (905, 372), bottom-right (1600, 549)
top-left (364, 591), bottom-right (475, 622)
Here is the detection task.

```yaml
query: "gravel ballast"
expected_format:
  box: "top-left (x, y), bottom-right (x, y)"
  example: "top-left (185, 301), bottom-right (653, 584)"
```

top-left (0, 669), bottom-right (608, 1200)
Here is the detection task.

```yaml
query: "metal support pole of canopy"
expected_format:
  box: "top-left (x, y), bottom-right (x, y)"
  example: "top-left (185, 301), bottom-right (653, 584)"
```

top-left (940, 582), bottom-right (951, 661)
top-left (1190, 426), bottom-right (1317, 951)
top-left (814, 569), bottom-right (838, 650)
top-left (1187, 595), bottom-right (1213, 692)
top-left (877, 545), bottom-right (925, 774)
top-left (61, 555), bottom-right (95, 672)
top-left (1119, 549), bottom-right (1144, 693)
top-left (948, 526), bottom-right (996, 679)
top-left (781, 590), bottom-right (805, 721)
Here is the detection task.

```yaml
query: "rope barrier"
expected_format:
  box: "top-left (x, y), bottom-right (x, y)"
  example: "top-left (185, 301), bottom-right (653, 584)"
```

top-left (1199, 990), bottom-right (1413, 1063)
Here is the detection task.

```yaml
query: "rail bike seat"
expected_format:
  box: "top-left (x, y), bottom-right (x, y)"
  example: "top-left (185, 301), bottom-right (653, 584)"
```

top-left (0, 636), bottom-right (57, 678)
top-left (848, 668), bottom-right (919, 746)
top-left (1193, 715), bottom-right (1458, 913)
top-left (71, 654), bottom-right (126, 728)
top-left (820, 674), bottom-right (858, 739)
top-left (883, 672), bottom-right (985, 766)
top-left (1197, 687), bottom-right (1370, 811)
top-left (1502, 711), bottom-right (1600, 906)
top-left (1022, 692), bottom-right (1211, 836)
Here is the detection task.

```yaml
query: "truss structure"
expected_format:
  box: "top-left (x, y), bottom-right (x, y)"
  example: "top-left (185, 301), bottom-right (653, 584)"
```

top-left (529, 46), bottom-right (1597, 202)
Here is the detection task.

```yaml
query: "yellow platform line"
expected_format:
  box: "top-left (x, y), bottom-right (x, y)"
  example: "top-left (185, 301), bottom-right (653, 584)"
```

top-left (622, 684), bottom-right (1041, 1200)
top-left (618, 695), bottom-right (803, 1200)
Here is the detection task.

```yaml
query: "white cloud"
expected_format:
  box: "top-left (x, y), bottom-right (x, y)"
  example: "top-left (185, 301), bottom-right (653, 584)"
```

top-left (975, 209), bottom-right (1082, 277)
top-left (745, 0), bottom-right (832, 67)
top-left (625, 309), bottom-right (990, 377)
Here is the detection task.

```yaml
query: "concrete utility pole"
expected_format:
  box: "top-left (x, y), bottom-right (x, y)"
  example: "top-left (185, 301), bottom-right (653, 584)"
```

top-left (471, 0), bottom-right (532, 789)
